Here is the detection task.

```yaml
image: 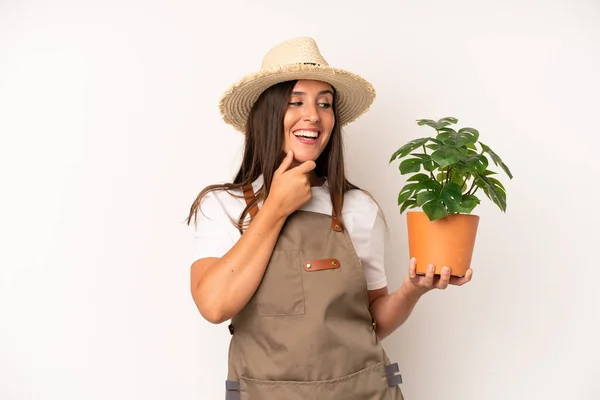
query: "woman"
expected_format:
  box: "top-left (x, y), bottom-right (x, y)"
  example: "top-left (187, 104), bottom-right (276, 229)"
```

top-left (187, 37), bottom-right (472, 400)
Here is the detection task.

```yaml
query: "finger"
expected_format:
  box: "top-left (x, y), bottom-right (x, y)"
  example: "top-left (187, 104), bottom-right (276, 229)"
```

top-left (437, 266), bottom-right (451, 290)
top-left (276, 150), bottom-right (295, 173)
top-left (294, 160), bottom-right (316, 174)
top-left (450, 268), bottom-right (473, 286)
top-left (422, 264), bottom-right (436, 287)
top-left (408, 257), bottom-right (417, 280)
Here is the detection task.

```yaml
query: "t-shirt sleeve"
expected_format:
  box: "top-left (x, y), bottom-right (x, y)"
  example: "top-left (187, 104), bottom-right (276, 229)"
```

top-left (189, 191), bottom-right (240, 263)
top-left (344, 190), bottom-right (388, 291)
top-left (362, 208), bottom-right (388, 290)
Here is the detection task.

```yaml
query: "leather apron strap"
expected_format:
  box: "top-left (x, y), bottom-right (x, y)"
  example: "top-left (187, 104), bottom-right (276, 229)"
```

top-left (242, 184), bottom-right (259, 221)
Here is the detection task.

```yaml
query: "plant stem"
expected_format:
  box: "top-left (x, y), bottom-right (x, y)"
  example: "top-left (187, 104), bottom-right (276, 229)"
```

top-left (466, 179), bottom-right (477, 195)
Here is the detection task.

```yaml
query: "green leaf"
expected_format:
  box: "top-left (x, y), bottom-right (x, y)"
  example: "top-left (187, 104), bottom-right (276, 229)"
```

top-left (451, 172), bottom-right (466, 187)
top-left (417, 190), bottom-right (437, 207)
top-left (436, 130), bottom-right (458, 144)
top-left (488, 177), bottom-right (506, 191)
top-left (416, 182), bottom-right (462, 219)
top-left (475, 172), bottom-right (507, 211)
top-left (397, 182), bottom-right (419, 205)
top-left (434, 117), bottom-right (459, 130)
top-left (437, 117), bottom-right (458, 125)
top-left (479, 142), bottom-right (513, 179)
top-left (406, 173), bottom-right (431, 183)
top-left (400, 199), bottom-right (417, 214)
top-left (437, 134), bottom-right (459, 147)
top-left (454, 154), bottom-right (489, 174)
top-left (399, 158), bottom-right (423, 174)
top-left (426, 138), bottom-right (444, 151)
top-left (436, 170), bottom-right (463, 185)
top-left (416, 119), bottom-right (440, 130)
top-left (431, 147), bottom-right (463, 168)
top-left (389, 137), bottom-right (430, 163)
top-left (397, 191), bottom-right (414, 205)
top-left (418, 179), bottom-right (443, 191)
top-left (438, 127), bottom-right (458, 135)
top-left (423, 160), bottom-right (437, 172)
top-left (440, 183), bottom-right (463, 214)
top-left (422, 202), bottom-right (449, 221)
top-left (437, 127), bottom-right (479, 148)
top-left (459, 146), bottom-right (470, 157)
top-left (456, 194), bottom-right (480, 213)
top-left (410, 153), bottom-right (438, 172)
top-left (411, 153), bottom-right (431, 160)
top-left (456, 127), bottom-right (479, 145)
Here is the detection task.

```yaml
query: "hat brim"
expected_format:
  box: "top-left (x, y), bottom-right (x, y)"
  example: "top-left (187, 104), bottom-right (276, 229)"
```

top-left (219, 64), bottom-right (375, 133)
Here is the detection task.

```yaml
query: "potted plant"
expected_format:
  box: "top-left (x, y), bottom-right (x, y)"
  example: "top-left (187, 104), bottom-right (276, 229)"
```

top-left (389, 117), bottom-right (513, 277)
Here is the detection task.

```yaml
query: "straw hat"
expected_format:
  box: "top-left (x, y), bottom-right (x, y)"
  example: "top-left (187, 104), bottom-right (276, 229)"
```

top-left (219, 37), bottom-right (376, 133)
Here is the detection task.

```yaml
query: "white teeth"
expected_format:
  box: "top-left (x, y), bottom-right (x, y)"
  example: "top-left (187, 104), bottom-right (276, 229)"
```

top-left (294, 130), bottom-right (319, 138)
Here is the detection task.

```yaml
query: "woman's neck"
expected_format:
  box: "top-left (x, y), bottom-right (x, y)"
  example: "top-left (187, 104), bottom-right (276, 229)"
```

top-left (309, 172), bottom-right (326, 187)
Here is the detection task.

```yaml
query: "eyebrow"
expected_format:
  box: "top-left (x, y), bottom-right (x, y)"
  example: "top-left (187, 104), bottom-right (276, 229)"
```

top-left (291, 90), bottom-right (334, 96)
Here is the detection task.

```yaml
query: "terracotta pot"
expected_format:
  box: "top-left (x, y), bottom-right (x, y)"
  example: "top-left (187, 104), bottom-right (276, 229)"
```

top-left (406, 211), bottom-right (480, 277)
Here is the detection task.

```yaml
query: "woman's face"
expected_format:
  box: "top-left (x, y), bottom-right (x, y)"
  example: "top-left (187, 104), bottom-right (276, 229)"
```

top-left (282, 79), bottom-right (335, 165)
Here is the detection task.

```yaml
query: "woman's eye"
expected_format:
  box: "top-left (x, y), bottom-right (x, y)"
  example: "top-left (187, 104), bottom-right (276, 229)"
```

top-left (318, 103), bottom-right (332, 109)
top-left (288, 102), bottom-right (302, 107)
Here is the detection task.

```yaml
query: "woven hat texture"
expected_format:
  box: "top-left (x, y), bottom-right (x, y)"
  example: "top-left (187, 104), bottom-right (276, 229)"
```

top-left (219, 37), bottom-right (376, 133)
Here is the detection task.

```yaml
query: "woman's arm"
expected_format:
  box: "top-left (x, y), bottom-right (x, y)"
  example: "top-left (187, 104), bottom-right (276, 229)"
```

top-left (368, 258), bottom-right (473, 340)
top-left (190, 151), bottom-right (315, 324)
top-left (368, 281), bottom-right (422, 341)
top-left (191, 203), bottom-right (287, 324)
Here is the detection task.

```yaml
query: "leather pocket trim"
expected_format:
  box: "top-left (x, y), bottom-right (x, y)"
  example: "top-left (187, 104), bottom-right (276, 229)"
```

top-left (304, 258), bottom-right (341, 272)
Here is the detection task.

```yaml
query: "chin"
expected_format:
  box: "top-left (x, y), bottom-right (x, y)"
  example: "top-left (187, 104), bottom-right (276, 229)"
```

top-left (293, 152), bottom-right (319, 163)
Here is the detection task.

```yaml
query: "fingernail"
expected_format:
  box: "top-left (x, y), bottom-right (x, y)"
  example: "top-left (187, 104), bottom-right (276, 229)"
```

top-left (442, 266), bottom-right (450, 275)
top-left (411, 257), bottom-right (416, 265)
top-left (428, 264), bottom-right (435, 273)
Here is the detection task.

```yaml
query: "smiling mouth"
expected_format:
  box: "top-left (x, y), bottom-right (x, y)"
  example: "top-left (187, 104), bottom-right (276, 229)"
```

top-left (293, 130), bottom-right (320, 139)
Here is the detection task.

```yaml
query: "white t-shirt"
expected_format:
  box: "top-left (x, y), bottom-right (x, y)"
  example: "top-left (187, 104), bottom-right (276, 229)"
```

top-left (190, 175), bottom-right (388, 290)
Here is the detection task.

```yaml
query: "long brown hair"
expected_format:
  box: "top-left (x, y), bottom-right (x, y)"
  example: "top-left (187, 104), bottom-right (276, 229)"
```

top-left (186, 80), bottom-right (363, 232)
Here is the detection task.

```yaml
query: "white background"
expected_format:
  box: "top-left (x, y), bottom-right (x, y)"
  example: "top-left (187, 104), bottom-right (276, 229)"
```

top-left (1, 0), bottom-right (599, 399)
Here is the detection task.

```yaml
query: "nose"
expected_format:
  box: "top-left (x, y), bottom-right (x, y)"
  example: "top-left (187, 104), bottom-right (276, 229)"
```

top-left (303, 103), bottom-right (320, 123)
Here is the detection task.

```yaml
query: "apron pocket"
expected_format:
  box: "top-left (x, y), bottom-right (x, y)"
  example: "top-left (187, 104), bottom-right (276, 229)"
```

top-left (256, 250), bottom-right (305, 317)
top-left (240, 362), bottom-right (393, 400)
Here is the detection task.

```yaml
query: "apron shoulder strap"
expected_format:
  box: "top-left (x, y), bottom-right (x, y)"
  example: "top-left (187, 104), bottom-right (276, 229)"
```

top-left (242, 184), bottom-right (259, 221)
top-left (331, 210), bottom-right (343, 232)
